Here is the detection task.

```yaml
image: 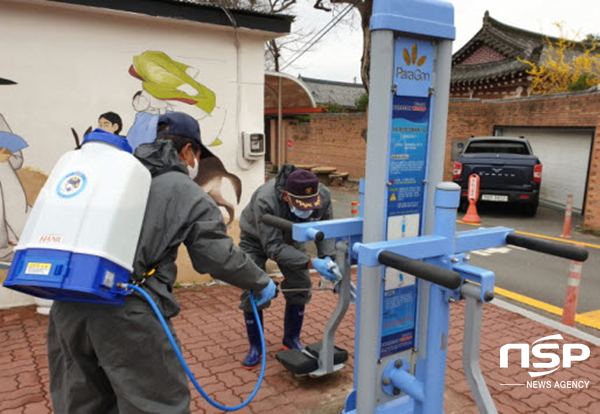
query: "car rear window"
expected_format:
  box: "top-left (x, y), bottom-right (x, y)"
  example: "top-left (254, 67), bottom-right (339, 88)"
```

top-left (464, 140), bottom-right (530, 155)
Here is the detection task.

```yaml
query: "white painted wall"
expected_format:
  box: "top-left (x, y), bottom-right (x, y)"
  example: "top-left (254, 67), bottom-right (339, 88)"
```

top-left (0, 0), bottom-right (279, 308)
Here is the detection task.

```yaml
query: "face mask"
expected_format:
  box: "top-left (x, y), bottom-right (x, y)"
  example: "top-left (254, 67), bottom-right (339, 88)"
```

top-left (187, 156), bottom-right (199, 180)
top-left (291, 206), bottom-right (313, 219)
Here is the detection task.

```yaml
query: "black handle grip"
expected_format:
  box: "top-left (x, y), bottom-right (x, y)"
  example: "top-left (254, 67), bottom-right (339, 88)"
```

top-left (262, 214), bottom-right (293, 232)
top-left (506, 233), bottom-right (588, 262)
top-left (378, 251), bottom-right (462, 290)
top-left (261, 214), bottom-right (325, 241)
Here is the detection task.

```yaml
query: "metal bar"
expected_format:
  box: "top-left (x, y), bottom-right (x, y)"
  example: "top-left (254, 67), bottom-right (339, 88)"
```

top-left (420, 283), bottom-right (450, 413)
top-left (354, 235), bottom-right (448, 266)
top-left (506, 233), bottom-right (588, 262)
top-left (455, 227), bottom-right (514, 254)
top-left (293, 218), bottom-right (363, 242)
top-left (356, 28), bottom-right (395, 414)
top-left (378, 251), bottom-right (461, 289)
top-left (318, 242), bottom-right (352, 374)
top-left (461, 283), bottom-right (499, 414)
top-left (277, 76), bottom-right (283, 170)
top-left (424, 40), bottom-right (453, 236)
top-left (262, 214), bottom-right (293, 232)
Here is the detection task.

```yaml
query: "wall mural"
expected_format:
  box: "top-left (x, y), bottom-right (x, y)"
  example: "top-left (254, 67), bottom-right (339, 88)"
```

top-left (1, 78), bottom-right (41, 269)
top-left (126, 51), bottom-right (225, 149)
top-left (0, 50), bottom-right (244, 272)
top-left (126, 51), bottom-right (242, 228)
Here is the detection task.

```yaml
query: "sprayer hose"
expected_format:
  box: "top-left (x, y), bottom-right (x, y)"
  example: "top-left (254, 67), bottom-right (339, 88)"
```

top-left (127, 284), bottom-right (266, 411)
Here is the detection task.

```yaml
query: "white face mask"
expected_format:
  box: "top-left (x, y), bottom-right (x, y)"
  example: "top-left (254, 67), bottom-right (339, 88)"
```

top-left (291, 206), bottom-right (313, 219)
top-left (187, 156), bottom-right (199, 180)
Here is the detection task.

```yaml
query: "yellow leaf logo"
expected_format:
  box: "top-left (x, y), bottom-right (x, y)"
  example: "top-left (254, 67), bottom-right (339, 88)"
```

top-left (403, 44), bottom-right (427, 67)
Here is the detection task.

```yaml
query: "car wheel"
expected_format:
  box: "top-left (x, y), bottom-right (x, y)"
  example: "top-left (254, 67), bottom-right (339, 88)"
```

top-left (523, 202), bottom-right (538, 217)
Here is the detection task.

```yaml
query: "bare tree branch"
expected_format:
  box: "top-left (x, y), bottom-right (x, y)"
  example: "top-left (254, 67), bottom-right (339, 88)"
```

top-left (210, 0), bottom-right (369, 89)
top-left (313, 0), bottom-right (373, 92)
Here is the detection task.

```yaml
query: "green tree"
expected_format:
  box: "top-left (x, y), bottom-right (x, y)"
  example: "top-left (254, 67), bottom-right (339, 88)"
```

top-left (355, 93), bottom-right (368, 112)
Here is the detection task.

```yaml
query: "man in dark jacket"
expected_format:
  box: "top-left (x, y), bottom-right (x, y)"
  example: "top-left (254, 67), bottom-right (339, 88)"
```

top-left (238, 164), bottom-right (337, 369)
top-left (47, 112), bottom-right (276, 413)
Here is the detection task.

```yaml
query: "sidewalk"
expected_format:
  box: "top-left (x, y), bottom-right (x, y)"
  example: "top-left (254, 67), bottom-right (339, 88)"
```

top-left (0, 276), bottom-right (598, 413)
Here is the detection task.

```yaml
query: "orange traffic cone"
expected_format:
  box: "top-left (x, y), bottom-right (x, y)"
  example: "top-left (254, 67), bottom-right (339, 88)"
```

top-left (462, 199), bottom-right (481, 223)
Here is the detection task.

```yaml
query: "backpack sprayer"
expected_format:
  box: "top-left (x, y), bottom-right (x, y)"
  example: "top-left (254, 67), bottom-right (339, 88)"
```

top-left (3, 129), bottom-right (265, 411)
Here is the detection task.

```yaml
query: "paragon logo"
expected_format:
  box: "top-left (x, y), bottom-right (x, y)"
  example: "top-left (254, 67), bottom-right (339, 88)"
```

top-left (500, 334), bottom-right (590, 377)
top-left (396, 43), bottom-right (430, 82)
top-left (403, 43), bottom-right (427, 67)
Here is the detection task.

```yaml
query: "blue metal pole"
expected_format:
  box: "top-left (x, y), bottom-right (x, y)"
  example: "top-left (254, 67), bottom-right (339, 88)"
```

top-left (419, 183), bottom-right (460, 413)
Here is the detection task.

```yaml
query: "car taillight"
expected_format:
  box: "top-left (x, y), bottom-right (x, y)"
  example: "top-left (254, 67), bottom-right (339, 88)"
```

top-left (453, 161), bottom-right (463, 180)
top-left (533, 164), bottom-right (542, 183)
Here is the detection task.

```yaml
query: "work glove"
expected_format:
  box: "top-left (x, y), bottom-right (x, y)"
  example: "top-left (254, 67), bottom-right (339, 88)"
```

top-left (312, 257), bottom-right (337, 281)
top-left (254, 279), bottom-right (277, 307)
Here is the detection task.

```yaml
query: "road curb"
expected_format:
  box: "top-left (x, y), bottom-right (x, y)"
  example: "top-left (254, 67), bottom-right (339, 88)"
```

top-left (492, 298), bottom-right (600, 346)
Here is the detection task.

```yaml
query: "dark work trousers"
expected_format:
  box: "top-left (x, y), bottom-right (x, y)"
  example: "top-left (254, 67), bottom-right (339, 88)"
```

top-left (239, 237), bottom-right (312, 313)
top-left (47, 295), bottom-right (191, 414)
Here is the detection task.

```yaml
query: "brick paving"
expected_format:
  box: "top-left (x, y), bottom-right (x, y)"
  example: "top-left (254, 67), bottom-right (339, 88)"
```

top-left (0, 276), bottom-right (599, 413)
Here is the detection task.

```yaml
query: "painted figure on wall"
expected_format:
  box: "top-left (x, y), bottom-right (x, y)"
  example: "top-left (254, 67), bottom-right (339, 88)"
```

top-left (98, 112), bottom-right (123, 136)
top-left (193, 155), bottom-right (242, 229)
top-left (0, 78), bottom-right (30, 266)
top-left (126, 51), bottom-right (225, 150)
top-left (127, 90), bottom-right (171, 151)
top-left (126, 51), bottom-right (241, 226)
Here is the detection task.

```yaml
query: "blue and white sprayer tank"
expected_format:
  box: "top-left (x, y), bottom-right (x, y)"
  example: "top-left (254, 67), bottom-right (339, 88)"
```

top-left (4, 129), bottom-right (151, 305)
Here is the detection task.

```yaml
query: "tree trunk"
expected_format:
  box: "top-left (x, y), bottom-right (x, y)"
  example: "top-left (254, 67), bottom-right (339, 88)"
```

top-left (358, 0), bottom-right (373, 93)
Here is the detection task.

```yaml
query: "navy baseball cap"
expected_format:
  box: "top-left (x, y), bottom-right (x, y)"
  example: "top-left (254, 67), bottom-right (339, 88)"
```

top-left (157, 112), bottom-right (214, 159)
top-left (285, 169), bottom-right (322, 211)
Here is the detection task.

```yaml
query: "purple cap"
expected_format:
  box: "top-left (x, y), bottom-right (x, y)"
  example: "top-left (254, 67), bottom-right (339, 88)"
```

top-left (157, 112), bottom-right (214, 159)
top-left (285, 169), bottom-right (322, 211)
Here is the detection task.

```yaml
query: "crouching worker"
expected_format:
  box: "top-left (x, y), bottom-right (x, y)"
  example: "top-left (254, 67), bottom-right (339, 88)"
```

top-left (47, 112), bottom-right (276, 414)
top-left (238, 165), bottom-right (338, 369)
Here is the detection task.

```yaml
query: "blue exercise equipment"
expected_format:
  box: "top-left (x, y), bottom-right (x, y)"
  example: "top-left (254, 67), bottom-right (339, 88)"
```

top-left (262, 1), bottom-right (588, 413)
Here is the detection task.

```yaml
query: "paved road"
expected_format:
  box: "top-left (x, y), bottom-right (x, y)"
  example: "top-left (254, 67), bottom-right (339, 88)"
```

top-left (456, 203), bottom-right (599, 314)
top-left (329, 186), bottom-right (600, 319)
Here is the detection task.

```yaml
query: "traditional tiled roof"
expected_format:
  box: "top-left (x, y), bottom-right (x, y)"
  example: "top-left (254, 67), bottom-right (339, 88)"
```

top-left (299, 76), bottom-right (366, 109)
top-left (451, 11), bottom-right (573, 85)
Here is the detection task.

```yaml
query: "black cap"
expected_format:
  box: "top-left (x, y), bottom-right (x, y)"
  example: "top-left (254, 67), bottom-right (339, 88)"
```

top-left (157, 112), bottom-right (214, 159)
top-left (285, 170), bottom-right (322, 211)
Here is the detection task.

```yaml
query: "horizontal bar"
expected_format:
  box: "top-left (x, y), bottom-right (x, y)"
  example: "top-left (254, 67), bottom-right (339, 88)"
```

top-left (389, 369), bottom-right (425, 402)
top-left (452, 263), bottom-right (495, 302)
top-left (261, 214), bottom-right (324, 241)
top-left (461, 281), bottom-right (494, 303)
top-left (354, 235), bottom-right (449, 266)
top-left (293, 218), bottom-right (363, 242)
top-left (379, 251), bottom-right (462, 290)
top-left (506, 233), bottom-right (589, 262)
top-left (262, 214), bottom-right (293, 232)
top-left (455, 227), bottom-right (514, 254)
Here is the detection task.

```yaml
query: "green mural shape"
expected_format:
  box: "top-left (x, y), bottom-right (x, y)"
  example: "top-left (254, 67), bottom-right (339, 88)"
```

top-left (130, 51), bottom-right (216, 114)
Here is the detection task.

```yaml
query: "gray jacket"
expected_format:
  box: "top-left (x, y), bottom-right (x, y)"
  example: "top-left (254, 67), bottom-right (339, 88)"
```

top-left (239, 164), bottom-right (335, 269)
top-left (133, 140), bottom-right (270, 318)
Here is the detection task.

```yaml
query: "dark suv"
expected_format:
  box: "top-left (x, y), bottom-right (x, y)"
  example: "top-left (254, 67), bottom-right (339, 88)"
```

top-left (453, 137), bottom-right (542, 216)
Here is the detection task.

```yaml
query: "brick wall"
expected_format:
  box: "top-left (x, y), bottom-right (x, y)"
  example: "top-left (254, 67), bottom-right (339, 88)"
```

top-left (446, 92), bottom-right (600, 230)
top-left (279, 92), bottom-right (600, 230)
top-left (284, 114), bottom-right (367, 179)
top-left (459, 45), bottom-right (506, 65)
